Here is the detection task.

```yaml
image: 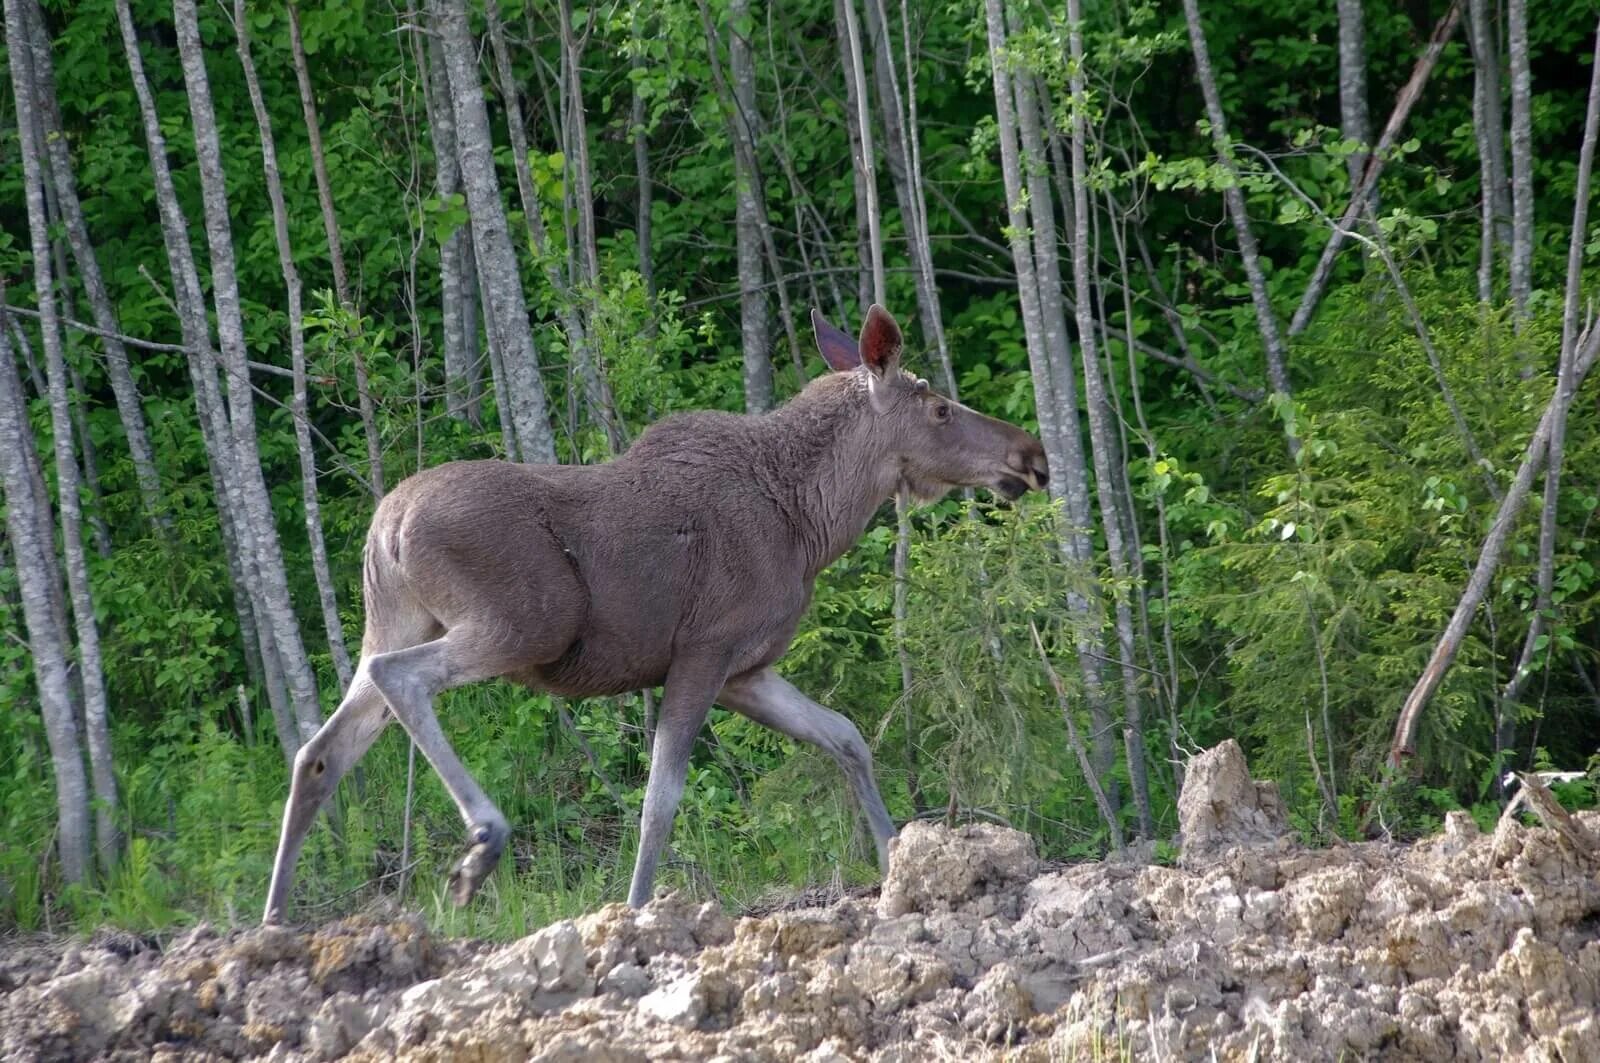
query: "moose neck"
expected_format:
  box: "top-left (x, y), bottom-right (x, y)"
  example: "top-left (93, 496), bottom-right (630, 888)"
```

top-left (761, 375), bottom-right (900, 579)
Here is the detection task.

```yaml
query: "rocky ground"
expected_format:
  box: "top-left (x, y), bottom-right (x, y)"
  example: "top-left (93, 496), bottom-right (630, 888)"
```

top-left (3, 741), bottom-right (1598, 1061)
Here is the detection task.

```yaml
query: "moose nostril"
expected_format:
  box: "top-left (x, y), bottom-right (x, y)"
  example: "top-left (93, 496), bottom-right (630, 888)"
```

top-left (1035, 466), bottom-right (1049, 487)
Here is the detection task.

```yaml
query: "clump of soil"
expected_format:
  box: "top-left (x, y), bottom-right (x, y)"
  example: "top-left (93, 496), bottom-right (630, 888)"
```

top-left (4, 745), bottom-right (1598, 1061)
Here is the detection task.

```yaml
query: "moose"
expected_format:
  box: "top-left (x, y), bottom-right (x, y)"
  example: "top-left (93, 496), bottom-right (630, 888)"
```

top-left (263, 304), bottom-right (1048, 923)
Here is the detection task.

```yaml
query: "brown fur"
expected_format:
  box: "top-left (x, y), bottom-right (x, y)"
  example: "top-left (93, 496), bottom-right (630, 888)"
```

top-left (263, 305), bottom-right (1047, 920)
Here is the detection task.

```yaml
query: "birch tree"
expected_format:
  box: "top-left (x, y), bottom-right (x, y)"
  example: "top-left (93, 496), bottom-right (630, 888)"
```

top-left (984, 0), bottom-right (1120, 799)
top-left (1064, 0), bottom-right (1153, 836)
top-left (1180, 0), bottom-right (1295, 451)
top-left (0, 312), bottom-right (90, 886)
top-left (1508, 0), bottom-right (1534, 334)
top-left (287, 1), bottom-right (385, 497)
top-left (430, 0), bottom-right (558, 464)
top-left (21, 0), bottom-right (164, 530)
top-left (173, 0), bottom-right (324, 742)
top-left (420, 28), bottom-right (479, 425)
top-left (731, 0), bottom-right (772, 411)
top-left (6, 0), bottom-right (119, 873)
top-left (234, 0), bottom-right (355, 694)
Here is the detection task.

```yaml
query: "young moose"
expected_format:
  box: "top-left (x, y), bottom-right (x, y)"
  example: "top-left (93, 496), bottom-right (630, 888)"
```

top-left (263, 305), bottom-right (1048, 923)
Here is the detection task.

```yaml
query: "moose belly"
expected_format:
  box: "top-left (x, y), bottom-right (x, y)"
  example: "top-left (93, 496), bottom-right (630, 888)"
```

top-left (515, 638), bottom-right (671, 698)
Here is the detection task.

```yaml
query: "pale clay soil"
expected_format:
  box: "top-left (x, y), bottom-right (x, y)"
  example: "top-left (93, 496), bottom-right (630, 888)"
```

top-left (2, 740), bottom-right (1597, 1062)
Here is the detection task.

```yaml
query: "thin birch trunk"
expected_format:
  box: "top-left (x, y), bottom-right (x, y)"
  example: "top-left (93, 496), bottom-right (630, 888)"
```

top-left (1391, 319), bottom-right (1600, 768)
top-left (730, 0), bottom-right (773, 411)
top-left (1064, 0), bottom-right (1153, 837)
top-left (1336, 0), bottom-right (1373, 203)
top-left (1508, 0), bottom-right (1534, 337)
top-left (1500, 17), bottom-right (1600, 718)
top-left (862, 0), bottom-right (954, 393)
top-left (173, 0), bottom-right (324, 743)
top-left (697, 0), bottom-right (804, 396)
top-left (1181, 0), bottom-right (1296, 453)
top-left (631, 14), bottom-right (656, 307)
top-left (430, 0), bottom-right (557, 465)
top-left (114, 0), bottom-right (294, 756)
top-left (23, 0), bottom-right (164, 530)
top-left (421, 29), bottom-right (476, 425)
top-left (985, 0), bottom-right (1119, 800)
top-left (1289, 2), bottom-right (1464, 337)
top-left (835, 0), bottom-right (872, 315)
top-left (0, 313), bottom-right (91, 886)
top-left (235, 0), bottom-right (355, 695)
top-left (1468, 0), bottom-right (1511, 304)
top-left (5, 0), bottom-right (120, 874)
top-left (551, 0), bottom-right (624, 449)
top-left (287, 1), bottom-right (384, 497)
top-left (841, 0), bottom-right (884, 305)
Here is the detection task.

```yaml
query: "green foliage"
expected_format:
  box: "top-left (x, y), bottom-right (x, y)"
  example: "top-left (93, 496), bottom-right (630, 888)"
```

top-left (3, 0), bottom-right (1600, 934)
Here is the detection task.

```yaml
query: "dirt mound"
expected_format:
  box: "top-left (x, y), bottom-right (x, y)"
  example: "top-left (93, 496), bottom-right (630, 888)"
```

top-left (4, 752), bottom-right (1598, 1061)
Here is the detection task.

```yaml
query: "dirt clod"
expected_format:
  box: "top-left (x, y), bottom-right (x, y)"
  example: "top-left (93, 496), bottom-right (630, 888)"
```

top-left (4, 745), bottom-right (1597, 1060)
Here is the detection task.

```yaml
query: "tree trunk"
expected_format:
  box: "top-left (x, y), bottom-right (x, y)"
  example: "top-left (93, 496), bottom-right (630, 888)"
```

top-left (631, 14), bottom-right (656, 307)
top-left (5, 0), bottom-right (120, 875)
top-left (1468, 0), bottom-right (1511, 303)
top-left (835, 0), bottom-right (872, 315)
top-left (23, 0), bottom-right (164, 531)
top-left (1390, 319), bottom-right (1600, 768)
top-left (114, 0), bottom-right (296, 757)
top-left (430, 0), bottom-right (557, 464)
top-left (1289, 2), bottom-right (1464, 338)
top-left (0, 312), bottom-right (91, 886)
top-left (1500, 17), bottom-right (1600, 720)
top-left (730, 0), bottom-right (773, 411)
top-left (1508, 0), bottom-right (1534, 337)
top-left (841, 0), bottom-right (884, 307)
top-left (420, 28), bottom-right (477, 426)
top-left (287, 1), bottom-right (385, 498)
top-left (1336, 0), bottom-right (1373, 200)
top-left (235, 0), bottom-right (356, 695)
top-left (173, 0), bottom-right (324, 744)
top-left (1063, 0), bottom-right (1153, 837)
top-left (984, 0), bottom-right (1121, 802)
top-left (552, 0), bottom-right (625, 450)
top-left (1181, 0), bottom-right (1296, 453)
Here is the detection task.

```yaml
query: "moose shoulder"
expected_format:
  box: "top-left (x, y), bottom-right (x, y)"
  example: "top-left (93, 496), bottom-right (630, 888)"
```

top-left (263, 304), bottom-right (1048, 923)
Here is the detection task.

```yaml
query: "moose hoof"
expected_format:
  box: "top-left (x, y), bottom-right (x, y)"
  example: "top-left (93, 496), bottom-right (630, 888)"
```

top-left (447, 821), bottom-right (508, 906)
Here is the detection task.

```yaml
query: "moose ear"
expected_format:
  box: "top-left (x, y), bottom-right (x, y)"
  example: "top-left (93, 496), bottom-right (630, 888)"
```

top-left (811, 308), bottom-right (861, 372)
top-left (858, 304), bottom-right (902, 376)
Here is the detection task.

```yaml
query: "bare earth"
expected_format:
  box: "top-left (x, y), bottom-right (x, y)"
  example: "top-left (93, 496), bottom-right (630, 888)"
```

top-left (3, 744), bottom-right (1598, 1062)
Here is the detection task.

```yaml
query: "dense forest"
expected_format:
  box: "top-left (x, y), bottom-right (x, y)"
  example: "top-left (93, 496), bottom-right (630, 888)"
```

top-left (1, 0), bottom-right (1598, 933)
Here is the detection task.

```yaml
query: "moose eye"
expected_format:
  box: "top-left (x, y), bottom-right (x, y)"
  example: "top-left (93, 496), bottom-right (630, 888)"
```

top-left (934, 402), bottom-right (952, 422)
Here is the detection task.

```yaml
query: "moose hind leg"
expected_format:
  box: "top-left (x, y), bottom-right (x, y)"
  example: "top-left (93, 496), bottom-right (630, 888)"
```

top-left (264, 667), bottom-right (390, 924)
top-left (366, 632), bottom-right (516, 906)
top-left (718, 667), bottom-right (897, 874)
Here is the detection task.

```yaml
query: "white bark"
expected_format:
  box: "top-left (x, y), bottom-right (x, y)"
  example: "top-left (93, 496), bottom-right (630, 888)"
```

top-left (1064, 0), bottom-right (1153, 837)
top-left (287, 1), bottom-right (385, 497)
top-left (985, 0), bottom-right (1119, 797)
top-left (22, 0), bottom-right (164, 530)
top-left (1508, 0), bottom-right (1534, 332)
top-left (430, 0), bottom-right (557, 464)
top-left (1180, 0), bottom-right (1295, 450)
top-left (730, 0), bottom-right (773, 411)
top-left (0, 312), bottom-right (90, 885)
top-left (421, 28), bottom-right (477, 425)
top-left (113, 0), bottom-right (295, 755)
top-left (173, 0), bottom-right (324, 742)
top-left (5, 0), bottom-right (120, 875)
top-left (235, 0), bottom-right (356, 695)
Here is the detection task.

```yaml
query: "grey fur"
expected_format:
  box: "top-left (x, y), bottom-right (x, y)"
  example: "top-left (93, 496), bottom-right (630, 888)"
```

top-left (262, 304), bottom-right (1047, 922)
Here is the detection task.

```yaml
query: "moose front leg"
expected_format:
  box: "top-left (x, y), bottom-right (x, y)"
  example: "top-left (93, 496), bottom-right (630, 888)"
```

top-left (717, 667), bottom-right (897, 874)
top-left (627, 660), bottom-right (724, 908)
